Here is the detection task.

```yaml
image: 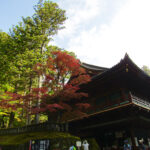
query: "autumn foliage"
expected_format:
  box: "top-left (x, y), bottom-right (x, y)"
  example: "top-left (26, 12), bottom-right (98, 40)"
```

top-left (1, 51), bottom-right (91, 123)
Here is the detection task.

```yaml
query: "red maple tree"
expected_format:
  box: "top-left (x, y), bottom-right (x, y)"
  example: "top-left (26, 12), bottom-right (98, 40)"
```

top-left (1, 50), bottom-right (91, 123)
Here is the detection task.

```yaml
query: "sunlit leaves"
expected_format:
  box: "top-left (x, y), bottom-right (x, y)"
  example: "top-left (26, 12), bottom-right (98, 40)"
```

top-left (26, 50), bottom-right (91, 122)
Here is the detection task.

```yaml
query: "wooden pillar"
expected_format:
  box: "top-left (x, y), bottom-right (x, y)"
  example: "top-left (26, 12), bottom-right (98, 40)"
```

top-left (128, 107), bottom-right (138, 150)
top-left (130, 128), bottom-right (137, 150)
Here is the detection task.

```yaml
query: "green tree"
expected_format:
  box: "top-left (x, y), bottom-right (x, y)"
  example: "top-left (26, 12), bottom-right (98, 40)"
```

top-left (142, 65), bottom-right (150, 76)
top-left (9, 0), bottom-right (66, 92)
top-left (0, 32), bottom-right (14, 86)
top-left (0, 0), bottom-right (66, 126)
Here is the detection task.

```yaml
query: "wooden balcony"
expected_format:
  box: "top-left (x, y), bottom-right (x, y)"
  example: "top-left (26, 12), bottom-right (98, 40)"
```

top-left (88, 90), bottom-right (150, 117)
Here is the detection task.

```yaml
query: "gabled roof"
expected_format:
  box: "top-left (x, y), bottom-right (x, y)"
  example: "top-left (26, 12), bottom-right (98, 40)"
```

top-left (81, 62), bottom-right (108, 72)
top-left (81, 54), bottom-right (150, 99)
top-left (92, 53), bottom-right (150, 81)
top-left (80, 62), bottom-right (108, 77)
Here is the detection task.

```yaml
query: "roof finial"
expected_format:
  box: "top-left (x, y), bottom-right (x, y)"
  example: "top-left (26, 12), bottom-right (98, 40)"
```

top-left (125, 53), bottom-right (129, 57)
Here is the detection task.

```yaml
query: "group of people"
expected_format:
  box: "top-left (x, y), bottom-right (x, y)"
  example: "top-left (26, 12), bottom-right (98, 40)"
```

top-left (124, 138), bottom-right (146, 150)
top-left (69, 138), bottom-right (147, 150)
top-left (69, 140), bottom-right (89, 150)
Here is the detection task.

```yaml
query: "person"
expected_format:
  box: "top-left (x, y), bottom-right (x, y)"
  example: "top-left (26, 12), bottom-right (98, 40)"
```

top-left (69, 145), bottom-right (76, 150)
top-left (138, 139), bottom-right (146, 150)
top-left (82, 140), bottom-right (89, 150)
top-left (123, 140), bottom-right (132, 150)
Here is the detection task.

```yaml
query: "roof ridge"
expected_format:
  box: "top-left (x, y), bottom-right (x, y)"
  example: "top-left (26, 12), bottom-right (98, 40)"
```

top-left (81, 62), bottom-right (108, 70)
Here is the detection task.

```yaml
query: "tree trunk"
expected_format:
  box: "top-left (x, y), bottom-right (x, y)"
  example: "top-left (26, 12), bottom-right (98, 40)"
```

top-left (0, 116), bottom-right (5, 128)
top-left (26, 76), bottom-right (33, 125)
top-left (8, 112), bottom-right (15, 128)
top-left (35, 75), bottom-right (42, 124)
top-left (35, 42), bottom-right (45, 124)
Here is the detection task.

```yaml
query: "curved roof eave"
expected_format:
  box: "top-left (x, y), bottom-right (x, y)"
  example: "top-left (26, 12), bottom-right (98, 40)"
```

top-left (91, 53), bottom-right (150, 82)
top-left (81, 62), bottom-right (108, 71)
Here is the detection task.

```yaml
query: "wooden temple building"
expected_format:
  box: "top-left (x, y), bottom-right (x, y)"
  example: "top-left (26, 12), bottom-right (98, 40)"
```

top-left (0, 54), bottom-right (150, 150)
top-left (69, 54), bottom-right (150, 149)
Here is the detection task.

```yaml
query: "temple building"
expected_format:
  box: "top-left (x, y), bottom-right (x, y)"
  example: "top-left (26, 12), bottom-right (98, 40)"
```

top-left (1, 54), bottom-right (150, 150)
top-left (69, 54), bottom-right (150, 149)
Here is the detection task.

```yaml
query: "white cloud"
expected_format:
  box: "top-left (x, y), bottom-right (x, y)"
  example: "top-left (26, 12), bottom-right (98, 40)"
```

top-left (57, 0), bottom-right (102, 38)
top-left (54, 0), bottom-right (150, 68)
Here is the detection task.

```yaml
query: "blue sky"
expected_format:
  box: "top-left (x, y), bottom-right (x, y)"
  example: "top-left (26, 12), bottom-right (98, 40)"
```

top-left (1, 0), bottom-right (150, 68)
top-left (0, 0), bottom-right (37, 32)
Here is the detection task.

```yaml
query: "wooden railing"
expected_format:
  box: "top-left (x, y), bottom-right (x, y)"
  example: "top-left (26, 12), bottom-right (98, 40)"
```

top-left (0, 122), bottom-right (68, 136)
top-left (131, 94), bottom-right (150, 110)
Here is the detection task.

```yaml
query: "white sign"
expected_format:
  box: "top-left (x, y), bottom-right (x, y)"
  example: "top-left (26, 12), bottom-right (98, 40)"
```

top-left (76, 141), bottom-right (81, 147)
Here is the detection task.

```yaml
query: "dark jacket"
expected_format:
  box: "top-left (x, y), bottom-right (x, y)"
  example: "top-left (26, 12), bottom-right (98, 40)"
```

top-left (138, 143), bottom-right (146, 150)
top-left (124, 144), bottom-right (131, 150)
